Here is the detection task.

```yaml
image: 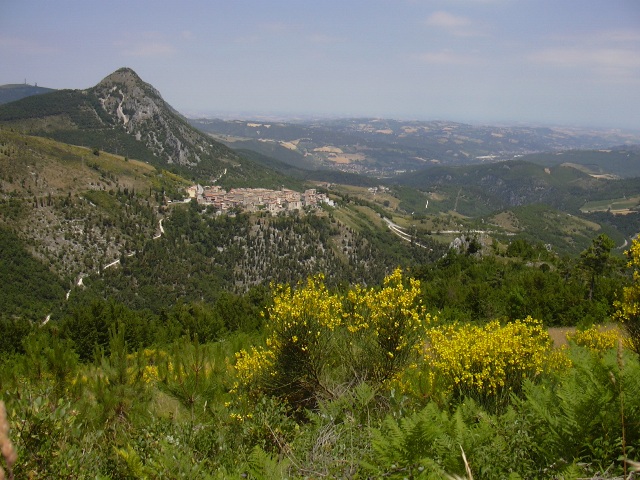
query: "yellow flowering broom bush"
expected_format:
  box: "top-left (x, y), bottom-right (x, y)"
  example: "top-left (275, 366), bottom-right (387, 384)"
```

top-left (424, 317), bottom-right (569, 405)
top-left (566, 325), bottom-right (631, 354)
top-left (235, 274), bottom-right (343, 407)
top-left (234, 269), bottom-right (433, 409)
top-left (614, 238), bottom-right (640, 354)
top-left (344, 269), bottom-right (433, 383)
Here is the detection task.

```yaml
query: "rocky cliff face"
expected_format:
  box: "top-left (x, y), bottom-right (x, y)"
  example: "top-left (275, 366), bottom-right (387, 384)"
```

top-left (91, 68), bottom-right (235, 168)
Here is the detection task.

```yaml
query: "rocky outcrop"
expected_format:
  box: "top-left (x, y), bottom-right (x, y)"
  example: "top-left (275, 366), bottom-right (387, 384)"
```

top-left (91, 68), bottom-right (231, 168)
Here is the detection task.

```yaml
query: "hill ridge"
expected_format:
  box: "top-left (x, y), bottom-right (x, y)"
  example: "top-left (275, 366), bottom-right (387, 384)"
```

top-left (0, 83), bottom-right (56, 105)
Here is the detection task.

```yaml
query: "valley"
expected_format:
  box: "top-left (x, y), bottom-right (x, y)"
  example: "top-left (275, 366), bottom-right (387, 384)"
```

top-left (190, 117), bottom-right (640, 177)
top-left (1, 68), bottom-right (640, 480)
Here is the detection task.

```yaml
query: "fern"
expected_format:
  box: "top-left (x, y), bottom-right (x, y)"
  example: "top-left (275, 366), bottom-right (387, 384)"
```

top-left (367, 402), bottom-right (474, 478)
top-left (247, 445), bottom-right (290, 480)
top-left (114, 445), bottom-right (149, 480)
top-left (517, 346), bottom-right (640, 477)
top-left (365, 398), bottom-right (546, 479)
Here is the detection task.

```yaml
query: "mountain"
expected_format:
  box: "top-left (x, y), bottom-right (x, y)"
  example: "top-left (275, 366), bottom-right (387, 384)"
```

top-left (0, 68), bottom-right (281, 184)
top-left (522, 148), bottom-right (640, 179)
top-left (190, 117), bottom-right (640, 177)
top-left (2, 68), bottom-right (638, 325)
top-left (0, 83), bottom-right (55, 105)
top-left (391, 160), bottom-right (639, 216)
top-left (0, 127), bottom-right (636, 325)
top-left (0, 128), bottom-right (447, 320)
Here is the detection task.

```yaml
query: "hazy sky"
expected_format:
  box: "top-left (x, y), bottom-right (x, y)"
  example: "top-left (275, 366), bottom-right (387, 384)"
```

top-left (1, 0), bottom-right (639, 128)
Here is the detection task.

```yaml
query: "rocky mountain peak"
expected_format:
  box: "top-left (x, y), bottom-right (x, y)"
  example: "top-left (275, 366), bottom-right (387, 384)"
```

top-left (92, 67), bottom-right (167, 123)
top-left (88, 68), bottom-right (214, 167)
top-left (94, 67), bottom-right (155, 90)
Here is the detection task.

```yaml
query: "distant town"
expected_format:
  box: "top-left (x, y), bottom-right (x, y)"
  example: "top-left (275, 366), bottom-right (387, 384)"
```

top-left (185, 184), bottom-right (335, 215)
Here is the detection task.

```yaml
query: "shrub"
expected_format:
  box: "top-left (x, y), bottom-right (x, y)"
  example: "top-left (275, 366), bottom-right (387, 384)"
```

top-left (157, 336), bottom-right (223, 422)
top-left (235, 274), bottom-right (343, 408)
top-left (86, 324), bottom-right (152, 437)
top-left (343, 270), bottom-right (432, 384)
top-left (234, 269), bottom-right (432, 410)
top-left (566, 325), bottom-right (631, 354)
top-left (614, 238), bottom-right (640, 354)
top-left (423, 317), bottom-right (569, 407)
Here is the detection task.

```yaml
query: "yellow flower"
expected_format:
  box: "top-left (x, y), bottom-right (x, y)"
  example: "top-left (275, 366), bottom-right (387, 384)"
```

top-left (567, 325), bottom-right (631, 353)
top-left (236, 268), bottom-right (436, 404)
top-left (423, 317), bottom-right (564, 398)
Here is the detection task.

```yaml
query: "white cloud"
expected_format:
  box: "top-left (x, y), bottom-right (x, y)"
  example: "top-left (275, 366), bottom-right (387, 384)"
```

top-left (530, 47), bottom-right (640, 83)
top-left (529, 27), bottom-right (640, 83)
top-left (547, 29), bottom-right (640, 46)
top-left (534, 48), bottom-right (640, 68)
top-left (597, 29), bottom-right (640, 43)
top-left (425, 11), bottom-right (484, 37)
top-left (426, 11), bottom-right (471, 29)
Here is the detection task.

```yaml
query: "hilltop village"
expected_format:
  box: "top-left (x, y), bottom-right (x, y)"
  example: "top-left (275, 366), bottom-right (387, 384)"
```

top-left (185, 184), bottom-right (335, 215)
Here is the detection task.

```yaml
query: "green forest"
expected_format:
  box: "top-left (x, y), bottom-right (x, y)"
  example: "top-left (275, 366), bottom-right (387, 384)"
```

top-left (1, 228), bottom-right (639, 479)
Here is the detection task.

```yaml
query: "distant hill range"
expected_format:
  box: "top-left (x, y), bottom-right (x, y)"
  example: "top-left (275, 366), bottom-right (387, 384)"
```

top-left (393, 159), bottom-right (640, 216)
top-left (522, 148), bottom-right (640, 179)
top-left (190, 117), bottom-right (640, 177)
top-left (0, 83), bottom-right (55, 105)
top-left (0, 68), bottom-right (282, 184)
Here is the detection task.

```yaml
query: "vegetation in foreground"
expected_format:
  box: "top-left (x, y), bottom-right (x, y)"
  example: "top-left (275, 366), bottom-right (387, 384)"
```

top-left (1, 236), bottom-right (640, 478)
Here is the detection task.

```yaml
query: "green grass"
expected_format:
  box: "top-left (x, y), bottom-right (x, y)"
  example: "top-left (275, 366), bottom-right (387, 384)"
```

top-left (0, 129), bottom-right (193, 199)
top-left (581, 195), bottom-right (640, 213)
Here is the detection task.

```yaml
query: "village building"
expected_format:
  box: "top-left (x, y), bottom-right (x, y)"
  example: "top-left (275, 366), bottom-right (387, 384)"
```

top-left (192, 185), bottom-right (333, 215)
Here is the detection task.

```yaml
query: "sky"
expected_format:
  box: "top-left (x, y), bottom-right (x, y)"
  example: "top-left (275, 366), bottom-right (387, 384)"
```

top-left (1, 0), bottom-right (639, 129)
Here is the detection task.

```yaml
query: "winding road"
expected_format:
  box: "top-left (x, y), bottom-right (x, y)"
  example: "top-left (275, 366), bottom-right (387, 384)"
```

top-left (383, 218), bottom-right (432, 249)
top-left (43, 218), bottom-right (165, 325)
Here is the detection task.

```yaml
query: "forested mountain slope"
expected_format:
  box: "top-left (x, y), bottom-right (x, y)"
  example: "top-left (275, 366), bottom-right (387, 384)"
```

top-left (392, 160), bottom-right (640, 217)
top-left (0, 128), bottom-right (445, 322)
top-left (72, 203), bottom-right (445, 312)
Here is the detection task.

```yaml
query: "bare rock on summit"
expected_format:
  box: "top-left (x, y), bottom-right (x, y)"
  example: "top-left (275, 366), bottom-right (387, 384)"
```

top-left (91, 68), bottom-right (215, 167)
